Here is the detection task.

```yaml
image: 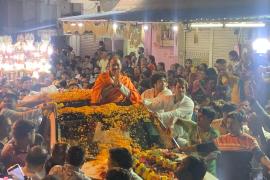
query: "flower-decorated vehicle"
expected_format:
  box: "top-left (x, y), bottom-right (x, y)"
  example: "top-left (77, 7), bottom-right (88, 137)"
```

top-left (46, 89), bottom-right (180, 179)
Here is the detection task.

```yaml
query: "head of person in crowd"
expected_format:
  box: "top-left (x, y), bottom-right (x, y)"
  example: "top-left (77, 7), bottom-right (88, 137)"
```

top-left (67, 145), bottom-right (85, 168)
top-left (99, 41), bottom-right (106, 51)
top-left (185, 59), bottom-right (193, 69)
top-left (106, 168), bottom-right (131, 180)
top-left (197, 96), bottom-right (211, 107)
top-left (3, 89), bottom-right (18, 109)
top-left (25, 146), bottom-right (48, 179)
top-left (81, 78), bottom-right (90, 89)
top-left (198, 63), bottom-right (208, 72)
top-left (129, 52), bottom-right (136, 58)
top-left (109, 57), bottom-right (122, 77)
top-left (229, 50), bottom-right (240, 62)
top-left (75, 67), bottom-right (82, 76)
top-left (197, 107), bottom-right (216, 131)
top-left (108, 148), bottom-right (133, 170)
top-left (226, 111), bottom-right (246, 136)
top-left (197, 69), bottom-right (206, 81)
top-left (220, 103), bottom-right (238, 131)
top-left (52, 143), bottom-right (69, 165)
top-left (13, 120), bottom-right (35, 149)
top-left (238, 100), bottom-right (252, 115)
top-left (139, 57), bottom-right (148, 72)
top-left (138, 47), bottom-right (144, 56)
top-left (151, 73), bottom-right (168, 93)
top-left (141, 68), bottom-right (152, 80)
top-left (116, 49), bottom-right (124, 59)
top-left (170, 63), bottom-right (177, 72)
top-left (67, 79), bottom-right (80, 90)
top-left (215, 59), bottom-right (227, 76)
top-left (157, 62), bottom-right (166, 72)
top-left (84, 55), bottom-right (91, 62)
top-left (100, 51), bottom-right (108, 60)
top-left (148, 55), bottom-right (156, 66)
top-left (88, 62), bottom-right (95, 71)
top-left (61, 72), bottom-right (70, 81)
top-left (174, 78), bottom-right (188, 98)
top-left (56, 63), bottom-right (64, 71)
top-left (206, 68), bottom-right (217, 81)
top-left (58, 80), bottom-right (67, 89)
top-left (123, 55), bottom-right (132, 68)
top-left (83, 67), bottom-right (92, 75)
top-left (167, 70), bottom-right (176, 80)
top-left (222, 102), bottom-right (238, 120)
top-left (0, 115), bottom-right (12, 143)
top-left (21, 76), bottom-right (32, 91)
top-left (175, 156), bottom-right (207, 180)
top-left (94, 66), bottom-right (101, 75)
top-left (176, 65), bottom-right (185, 77)
top-left (45, 143), bottom-right (69, 174)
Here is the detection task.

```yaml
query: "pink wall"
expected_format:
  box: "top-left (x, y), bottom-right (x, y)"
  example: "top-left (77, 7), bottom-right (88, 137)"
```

top-left (144, 26), bottom-right (178, 71)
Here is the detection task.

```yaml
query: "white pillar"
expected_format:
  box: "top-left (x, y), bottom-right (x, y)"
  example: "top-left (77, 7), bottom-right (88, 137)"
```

top-left (178, 23), bottom-right (186, 65)
top-left (209, 29), bottom-right (214, 67)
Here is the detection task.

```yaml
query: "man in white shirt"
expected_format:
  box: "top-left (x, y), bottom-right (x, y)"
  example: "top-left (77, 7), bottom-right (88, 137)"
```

top-left (97, 51), bottom-right (109, 73)
top-left (147, 78), bottom-right (194, 128)
top-left (142, 72), bottom-right (172, 106)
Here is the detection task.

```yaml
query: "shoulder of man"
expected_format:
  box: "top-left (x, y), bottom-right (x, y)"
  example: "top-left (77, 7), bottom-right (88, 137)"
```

top-left (161, 88), bottom-right (173, 95)
top-left (183, 95), bottom-right (194, 105)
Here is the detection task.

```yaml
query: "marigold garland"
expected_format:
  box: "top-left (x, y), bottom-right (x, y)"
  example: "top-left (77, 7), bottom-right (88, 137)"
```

top-left (57, 103), bottom-right (150, 127)
top-left (49, 89), bottom-right (92, 103)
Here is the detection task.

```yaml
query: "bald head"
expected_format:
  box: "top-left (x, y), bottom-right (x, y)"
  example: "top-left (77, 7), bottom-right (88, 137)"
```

top-left (109, 58), bottom-right (122, 76)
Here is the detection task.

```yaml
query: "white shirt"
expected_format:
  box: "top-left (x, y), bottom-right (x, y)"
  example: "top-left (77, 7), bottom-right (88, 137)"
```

top-left (147, 95), bottom-right (194, 127)
top-left (142, 88), bottom-right (173, 107)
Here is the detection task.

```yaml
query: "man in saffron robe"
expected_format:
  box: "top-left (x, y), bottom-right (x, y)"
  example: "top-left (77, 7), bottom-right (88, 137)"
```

top-left (91, 57), bottom-right (141, 105)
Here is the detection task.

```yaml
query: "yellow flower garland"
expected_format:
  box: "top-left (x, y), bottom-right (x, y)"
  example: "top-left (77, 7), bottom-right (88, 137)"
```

top-left (49, 89), bottom-right (92, 103)
top-left (57, 103), bottom-right (150, 128)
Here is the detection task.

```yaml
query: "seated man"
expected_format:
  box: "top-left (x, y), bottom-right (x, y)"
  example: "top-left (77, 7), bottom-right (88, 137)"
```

top-left (142, 72), bottom-right (172, 107)
top-left (91, 57), bottom-right (141, 105)
top-left (174, 107), bottom-right (219, 176)
top-left (148, 78), bottom-right (194, 126)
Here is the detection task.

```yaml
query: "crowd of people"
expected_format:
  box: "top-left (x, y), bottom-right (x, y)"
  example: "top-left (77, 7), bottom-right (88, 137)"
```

top-left (0, 40), bottom-right (270, 180)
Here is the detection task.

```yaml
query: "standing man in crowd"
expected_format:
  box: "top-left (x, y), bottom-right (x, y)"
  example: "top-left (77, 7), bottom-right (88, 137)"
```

top-left (97, 51), bottom-right (109, 73)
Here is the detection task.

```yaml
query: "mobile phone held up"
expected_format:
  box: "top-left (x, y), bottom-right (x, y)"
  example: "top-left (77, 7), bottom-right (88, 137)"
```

top-left (7, 164), bottom-right (25, 180)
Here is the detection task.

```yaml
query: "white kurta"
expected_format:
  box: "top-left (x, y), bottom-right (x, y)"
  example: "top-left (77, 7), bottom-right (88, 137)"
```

top-left (142, 88), bottom-right (173, 107)
top-left (147, 95), bottom-right (194, 127)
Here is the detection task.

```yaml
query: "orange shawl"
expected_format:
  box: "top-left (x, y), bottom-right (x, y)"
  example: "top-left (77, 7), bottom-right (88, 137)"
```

top-left (91, 72), bottom-right (141, 104)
